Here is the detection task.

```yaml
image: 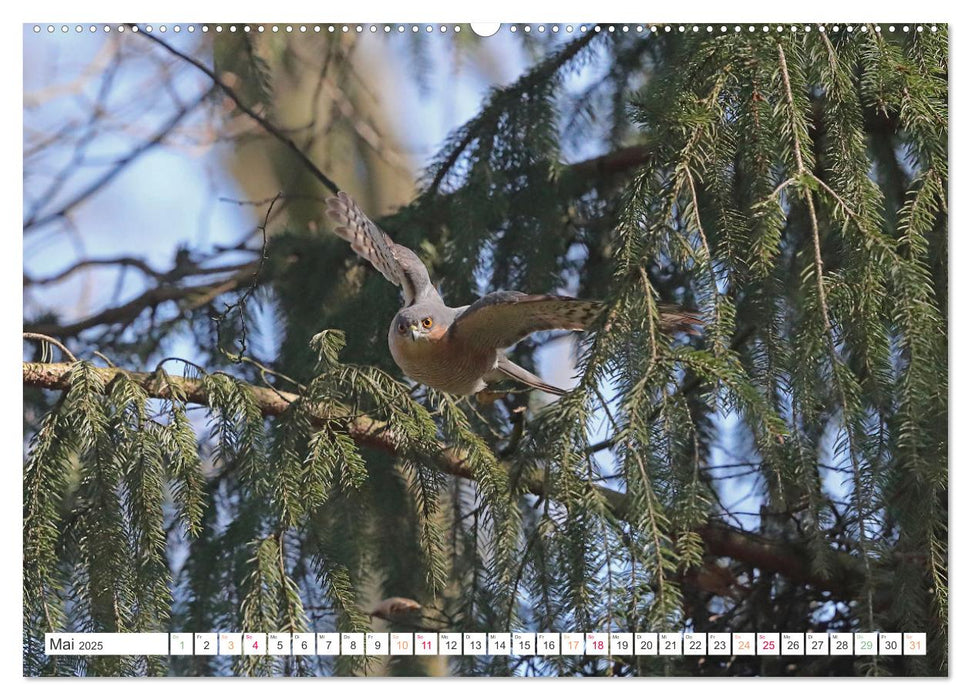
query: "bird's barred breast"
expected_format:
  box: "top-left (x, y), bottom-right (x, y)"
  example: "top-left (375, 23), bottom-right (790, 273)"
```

top-left (388, 323), bottom-right (497, 395)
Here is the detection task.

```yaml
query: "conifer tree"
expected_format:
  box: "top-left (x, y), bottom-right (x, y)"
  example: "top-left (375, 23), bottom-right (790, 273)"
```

top-left (24, 24), bottom-right (947, 676)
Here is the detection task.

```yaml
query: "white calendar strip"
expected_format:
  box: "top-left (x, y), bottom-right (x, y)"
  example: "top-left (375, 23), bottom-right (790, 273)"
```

top-left (44, 632), bottom-right (927, 657)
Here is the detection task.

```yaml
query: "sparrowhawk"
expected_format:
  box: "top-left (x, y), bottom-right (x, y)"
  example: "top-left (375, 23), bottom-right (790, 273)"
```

top-left (325, 192), bottom-right (700, 396)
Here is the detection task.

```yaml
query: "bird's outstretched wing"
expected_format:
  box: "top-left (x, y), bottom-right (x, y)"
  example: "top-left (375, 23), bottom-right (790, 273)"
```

top-left (325, 191), bottom-right (434, 306)
top-left (450, 291), bottom-right (702, 350)
top-left (656, 304), bottom-right (705, 336)
top-left (449, 292), bottom-right (601, 349)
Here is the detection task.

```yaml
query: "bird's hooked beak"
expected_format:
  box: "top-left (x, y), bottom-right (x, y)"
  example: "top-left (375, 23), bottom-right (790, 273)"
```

top-left (409, 324), bottom-right (421, 342)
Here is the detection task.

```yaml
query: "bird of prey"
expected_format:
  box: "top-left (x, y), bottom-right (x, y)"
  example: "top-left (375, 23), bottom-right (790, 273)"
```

top-left (325, 191), bottom-right (700, 396)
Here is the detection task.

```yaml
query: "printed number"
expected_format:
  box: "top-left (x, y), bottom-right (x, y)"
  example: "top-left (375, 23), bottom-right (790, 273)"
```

top-left (203, 640), bottom-right (210, 650)
top-left (301, 641), bottom-right (309, 651)
top-left (349, 641), bottom-right (357, 650)
top-left (616, 640), bottom-right (629, 651)
top-left (860, 640), bottom-right (872, 650)
top-left (909, 640), bottom-right (922, 651)
top-left (885, 640), bottom-right (897, 650)
top-left (738, 640), bottom-right (751, 650)
top-left (591, 640), bottom-right (604, 651)
top-left (811, 640), bottom-right (822, 650)
top-left (639, 640), bottom-right (655, 651)
top-left (713, 640), bottom-right (727, 651)
top-left (543, 640), bottom-right (555, 650)
top-left (664, 641), bottom-right (676, 650)
top-left (445, 640), bottom-right (457, 650)
top-left (762, 640), bottom-right (775, 651)
top-left (689, 641), bottom-right (702, 650)
top-left (786, 641), bottom-right (798, 650)
top-left (469, 640), bottom-right (482, 650)
top-left (421, 640), bottom-right (432, 650)
top-left (373, 640), bottom-right (382, 650)
top-left (836, 640), bottom-right (848, 650)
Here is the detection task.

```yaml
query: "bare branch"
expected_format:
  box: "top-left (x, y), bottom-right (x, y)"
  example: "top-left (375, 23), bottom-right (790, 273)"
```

top-left (24, 256), bottom-right (164, 287)
top-left (22, 333), bottom-right (77, 362)
top-left (210, 192), bottom-right (278, 359)
top-left (24, 87), bottom-right (216, 232)
top-left (23, 264), bottom-right (257, 339)
top-left (563, 145), bottom-right (650, 184)
top-left (23, 137), bottom-right (657, 341)
top-left (131, 26), bottom-right (342, 196)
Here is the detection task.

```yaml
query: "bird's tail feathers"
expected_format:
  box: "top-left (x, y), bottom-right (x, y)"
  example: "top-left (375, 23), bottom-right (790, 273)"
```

top-left (493, 357), bottom-right (568, 396)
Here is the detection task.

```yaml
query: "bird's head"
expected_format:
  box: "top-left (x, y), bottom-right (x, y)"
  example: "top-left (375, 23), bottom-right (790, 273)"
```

top-left (394, 306), bottom-right (447, 342)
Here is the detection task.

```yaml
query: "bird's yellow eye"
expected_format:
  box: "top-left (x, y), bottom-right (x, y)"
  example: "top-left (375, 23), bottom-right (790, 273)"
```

top-left (421, 317), bottom-right (433, 329)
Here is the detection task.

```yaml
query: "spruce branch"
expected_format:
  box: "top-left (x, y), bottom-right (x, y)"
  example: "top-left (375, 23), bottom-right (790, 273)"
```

top-left (424, 29), bottom-right (600, 195)
top-left (24, 359), bottom-right (868, 599)
top-left (778, 39), bottom-right (876, 630)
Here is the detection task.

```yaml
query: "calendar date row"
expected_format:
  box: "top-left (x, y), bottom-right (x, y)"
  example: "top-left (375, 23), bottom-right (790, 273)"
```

top-left (46, 632), bottom-right (926, 657)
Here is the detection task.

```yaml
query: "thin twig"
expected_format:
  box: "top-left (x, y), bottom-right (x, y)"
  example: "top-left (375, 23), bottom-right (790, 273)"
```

top-left (133, 26), bottom-right (341, 195)
top-left (23, 333), bottom-right (77, 362)
top-left (238, 356), bottom-right (307, 393)
top-left (92, 351), bottom-right (116, 367)
top-left (24, 264), bottom-right (258, 339)
top-left (212, 192), bottom-right (279, 360)
top-left (24, 87), bottom-right (215, 231)
top-left (24, 256), bottom-right (163, 287)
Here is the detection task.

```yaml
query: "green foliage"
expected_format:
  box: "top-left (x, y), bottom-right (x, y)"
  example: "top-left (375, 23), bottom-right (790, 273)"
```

top-left (24, 26), bottom-right (947, 677)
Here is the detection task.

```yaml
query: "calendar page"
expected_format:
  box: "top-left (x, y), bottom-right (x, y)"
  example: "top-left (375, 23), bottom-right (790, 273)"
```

top-left (21, 6), bottom-right (949, 680)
